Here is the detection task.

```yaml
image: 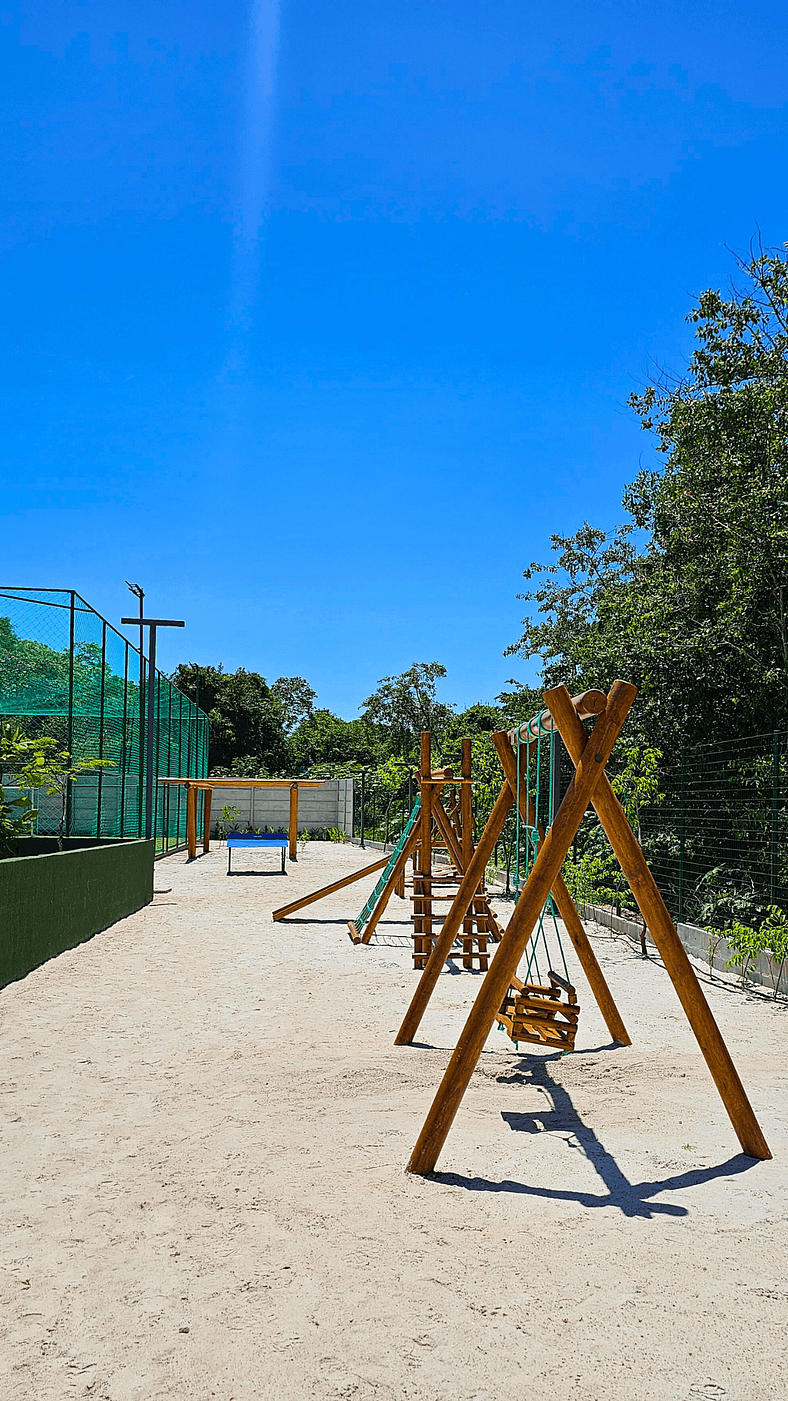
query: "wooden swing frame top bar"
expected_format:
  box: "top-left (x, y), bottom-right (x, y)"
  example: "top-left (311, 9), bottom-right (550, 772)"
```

top-left (506, 687), bottom-right (607, 744)
top-left (158, 777), bottom-right (326, 861)
top-left (404, 681), bottom-right (771, 1175)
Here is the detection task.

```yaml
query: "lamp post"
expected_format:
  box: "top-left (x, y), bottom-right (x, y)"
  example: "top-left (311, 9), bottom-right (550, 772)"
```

top-left (120, 615), bottom-right (185, 841)
top-left (125, 582), bottom-right (145, 836)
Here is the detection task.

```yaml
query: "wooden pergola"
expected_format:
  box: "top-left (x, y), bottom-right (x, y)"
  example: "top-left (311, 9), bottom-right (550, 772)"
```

top-left (158, 778), bottom-right (327, 860)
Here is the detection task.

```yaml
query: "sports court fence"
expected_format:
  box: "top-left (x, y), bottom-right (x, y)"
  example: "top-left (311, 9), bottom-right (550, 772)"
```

top-left (0, 587), bottom-right (208, 854)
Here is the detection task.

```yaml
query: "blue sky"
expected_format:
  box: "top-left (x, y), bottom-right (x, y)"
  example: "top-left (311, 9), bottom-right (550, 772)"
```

top-left (2, 0), bottom-right (787, 716)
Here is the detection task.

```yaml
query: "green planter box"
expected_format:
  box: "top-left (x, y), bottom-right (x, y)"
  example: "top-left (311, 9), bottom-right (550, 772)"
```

top-left (0, 838), bottom-right (154, 990)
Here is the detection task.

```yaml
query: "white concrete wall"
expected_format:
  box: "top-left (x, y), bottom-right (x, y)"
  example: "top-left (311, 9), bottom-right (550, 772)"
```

top-left (210, 779), bottom-right (353, 836)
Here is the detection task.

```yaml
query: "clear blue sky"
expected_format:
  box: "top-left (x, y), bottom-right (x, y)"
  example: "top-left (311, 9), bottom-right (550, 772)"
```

top-left (2, 1), bottom-right (787, 716)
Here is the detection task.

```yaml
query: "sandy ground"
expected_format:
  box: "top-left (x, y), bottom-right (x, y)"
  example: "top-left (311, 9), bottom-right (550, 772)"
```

top-left (1, 839), bottom-right (787, 1401)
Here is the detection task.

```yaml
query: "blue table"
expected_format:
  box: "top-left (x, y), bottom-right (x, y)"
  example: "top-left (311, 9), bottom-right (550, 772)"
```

top-left (226, 835), bottom-right (288, 874)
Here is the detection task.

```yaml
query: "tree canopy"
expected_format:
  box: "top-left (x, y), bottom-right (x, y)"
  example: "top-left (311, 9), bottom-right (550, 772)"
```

top-left (508, 243), bottom-right (788, 751)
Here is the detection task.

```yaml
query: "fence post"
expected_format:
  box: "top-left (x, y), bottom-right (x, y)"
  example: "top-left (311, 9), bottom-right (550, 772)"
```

top-left (120, 641), bottom-right (129, 838)
top-left (360, 772), bottom-right (365, 848)
top-left (66, 591), bottom-right (75, 837)
top-left (678, 747), bottom-right (686, 922)
top-left (96, 620), bottom-right (107, 837)
top-left (771, 729), bottom-right (780, 906)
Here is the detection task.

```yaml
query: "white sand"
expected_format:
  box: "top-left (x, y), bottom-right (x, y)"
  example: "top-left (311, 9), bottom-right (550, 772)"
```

top-left (1, 839), bottom-right (786, 1401)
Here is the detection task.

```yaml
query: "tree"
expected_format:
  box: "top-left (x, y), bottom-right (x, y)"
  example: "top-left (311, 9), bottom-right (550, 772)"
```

top-left (270, 676), bottom-right (316, 732)
top-left (288, 709), bottom-right (383, 774)
top-left (507, 242), bottom-right (788, 751)
top-left (171, 663), bottom-right (290, 775)
top-left (0, 722), bottom-right (39, 855)
top-left (361, 663), bottom-right (454, 758)
top-left (10, 729), bottom-right (114, 849)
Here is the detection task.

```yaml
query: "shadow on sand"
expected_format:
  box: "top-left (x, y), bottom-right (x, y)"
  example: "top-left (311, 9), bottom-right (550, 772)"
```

top-left (425, 1054), bottom-right (763, 1218)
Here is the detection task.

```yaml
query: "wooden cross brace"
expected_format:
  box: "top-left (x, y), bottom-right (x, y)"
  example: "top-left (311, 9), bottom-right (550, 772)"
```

top-left (404, 681), bottom-right (771, 1175)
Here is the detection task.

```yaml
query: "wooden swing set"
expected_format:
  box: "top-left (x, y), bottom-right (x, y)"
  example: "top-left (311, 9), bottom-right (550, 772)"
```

top-left (398, 681), bottom-right (771, 1173)
top-left (273, 733), bottom-right (502, 968)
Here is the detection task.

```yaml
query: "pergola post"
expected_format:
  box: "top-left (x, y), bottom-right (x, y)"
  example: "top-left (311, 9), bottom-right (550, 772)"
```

top-left (289, 784), bottom-right (299, 861)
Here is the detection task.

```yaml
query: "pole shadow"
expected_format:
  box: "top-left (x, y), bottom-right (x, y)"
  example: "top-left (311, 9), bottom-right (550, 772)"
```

top-left (427, 1056), bottom-right (763, 1218)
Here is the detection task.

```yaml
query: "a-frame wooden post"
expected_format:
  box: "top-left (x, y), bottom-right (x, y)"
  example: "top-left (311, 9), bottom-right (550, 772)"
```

top-left (555, 695), bottom-right (771, 1162)
top-left (406, 681), bottom-right (635, 1174)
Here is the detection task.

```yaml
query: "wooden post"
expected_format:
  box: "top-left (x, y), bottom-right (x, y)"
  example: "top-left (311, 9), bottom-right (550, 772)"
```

top-left (413, 733), bottom-right (434, 967)
top-left (490, 731), bottom-right (631, 1048)
top-left (396, 781), bottom-right (514, 1044)
top-left (461, 738), bottom-right (473, 867)
top-left (431, 796), bottom-right (466, 872)
top-left (186, 784), bottom-right (197, 860)
top-left (406, 682), bottom-right (635, 1174)
top-left (289, 784), bottom-right (299, 861)
top-left (203, 787), bottom-right (212, 854)
top-left (460, 739), bottom-right (475, 959)
top-left (555, 702), bottom-right (771, 1162)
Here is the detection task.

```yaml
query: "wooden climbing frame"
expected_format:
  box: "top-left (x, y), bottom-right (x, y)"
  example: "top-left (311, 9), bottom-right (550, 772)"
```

top-left (409, 733), bottom-right (500, 970)
top-left (272, 733), bottom-right (501, 967)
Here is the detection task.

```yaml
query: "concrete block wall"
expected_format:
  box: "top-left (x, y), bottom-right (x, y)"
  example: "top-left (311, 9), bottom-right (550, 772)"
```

top-left (580, 901), bottom-right (788, 998)
top-left (210, 778), bottom-right (353, 836)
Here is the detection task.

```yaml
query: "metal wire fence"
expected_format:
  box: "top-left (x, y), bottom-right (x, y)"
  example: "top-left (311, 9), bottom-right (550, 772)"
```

top-left (345, 728), bottom-right (788, 930)
top-left (0, 587), bottom-right (208, 853)
top-left (639, 731), bottom-right (788, 926)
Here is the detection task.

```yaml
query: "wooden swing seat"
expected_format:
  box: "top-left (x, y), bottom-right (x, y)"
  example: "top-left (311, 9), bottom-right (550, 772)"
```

top-left (497, 969), bottom-right (580, 1051)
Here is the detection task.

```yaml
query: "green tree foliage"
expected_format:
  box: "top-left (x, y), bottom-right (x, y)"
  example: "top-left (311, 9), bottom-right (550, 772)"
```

top-left (171, 663), bottom-right (290, 776)
top-left (0, 722), bottom-right (40, 855)
top-left (9, 727), bottom-right (114, 849)
top-left (269, 676), bottom-right (316, 732)
top-left (508, 243), bottom-right (788, 752)
top-left (360, 663), bottom-right (455, 759)
top-left (288, 709), bottom-right (383, 773)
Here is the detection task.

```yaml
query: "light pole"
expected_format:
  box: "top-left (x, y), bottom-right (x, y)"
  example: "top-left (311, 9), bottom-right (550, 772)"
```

top-left (125, 582), bottom-right (145, 836)
top-left (121, 614), bottom-right (185, 841)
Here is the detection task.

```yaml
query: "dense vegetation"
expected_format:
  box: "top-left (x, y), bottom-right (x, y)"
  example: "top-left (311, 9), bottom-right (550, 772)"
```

top-left (509, 243), bottom-right (788, 754)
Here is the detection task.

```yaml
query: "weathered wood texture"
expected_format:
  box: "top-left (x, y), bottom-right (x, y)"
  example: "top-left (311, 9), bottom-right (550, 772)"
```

top-left (272, 855), bottom-right (390, 921)
top-left (557, 697), bottom-right (771, 1162)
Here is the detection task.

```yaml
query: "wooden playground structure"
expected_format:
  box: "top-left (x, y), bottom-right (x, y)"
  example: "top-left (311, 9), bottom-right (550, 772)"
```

top-left (273, 734), bottom-right (502, 969)
top-left (396, 681), bottom-right (771, 1173)
top-left (158, 777), bottom-right (326, 860)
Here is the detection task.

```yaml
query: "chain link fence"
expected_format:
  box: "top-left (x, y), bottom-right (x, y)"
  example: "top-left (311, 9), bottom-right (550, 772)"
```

top-left (0, 587), bottom-right (208, 853)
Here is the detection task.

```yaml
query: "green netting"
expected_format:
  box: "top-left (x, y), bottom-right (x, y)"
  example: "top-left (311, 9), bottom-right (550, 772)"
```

top-left (0, 588), bottom-right (209, 852)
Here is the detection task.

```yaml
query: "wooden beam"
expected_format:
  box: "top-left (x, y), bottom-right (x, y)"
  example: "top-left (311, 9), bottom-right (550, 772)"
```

top-left (158, 778), bottom-right (326, 789)
top-left (357, 824), bottom-right (422, 944)
top-left (272, 855), bottom-right (390, 921)
top-left (556, 697), bottom-right (771, 1162)
top-left (186, 784), bottom-right (197, 860)
top-left (417, 732), bottom-right (434, 953)
top-left (406, 681), bottom-right (635, 1174)
top-left (289, 784), bottom-right (299, 862)
top-left (491, 731), bottom-right (631, 1048)
top-left (431, 797), bottom-right (466, 873)
top-left (461, 738), bottom-right (474, 944)
top-left (202, 787), bottom-right (212, 854)
top-left (395, 780), bottom-right (514, 1044)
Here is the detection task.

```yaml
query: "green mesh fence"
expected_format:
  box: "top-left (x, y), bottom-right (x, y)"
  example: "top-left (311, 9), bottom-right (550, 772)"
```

top-left (0, 587), bottom-right (209, 853)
